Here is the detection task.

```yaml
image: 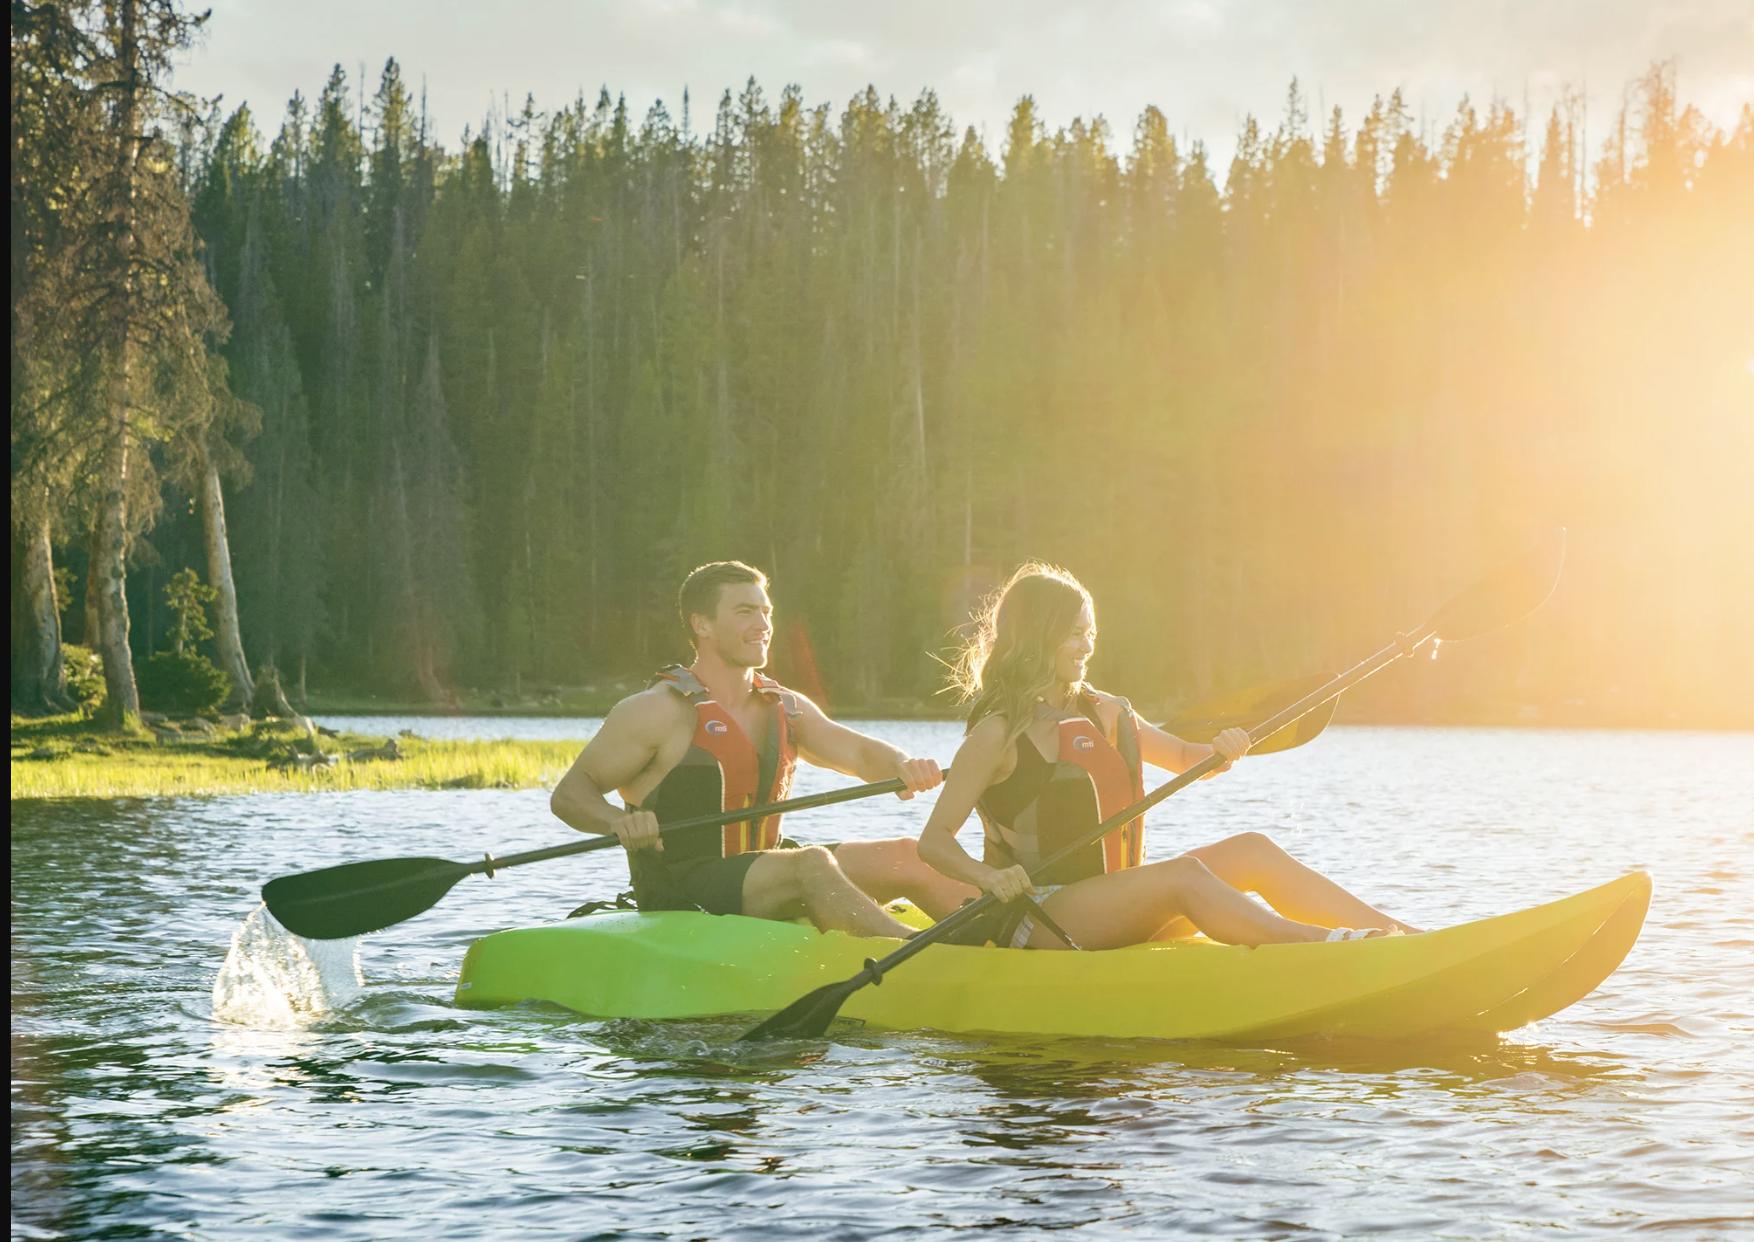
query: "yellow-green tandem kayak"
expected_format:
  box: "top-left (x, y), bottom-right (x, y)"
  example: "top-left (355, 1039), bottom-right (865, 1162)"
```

top-left (454, 871), bottom-right (1650, 1041)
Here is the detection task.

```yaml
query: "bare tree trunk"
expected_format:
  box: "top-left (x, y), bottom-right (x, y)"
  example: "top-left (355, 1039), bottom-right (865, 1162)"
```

top-left (198, 447), bottom-right (254, 710)
top-left (253, 662), bottom-right (300, 718)
top-left (84, 526), bottom-right (101, 646)
top-left (93, 0), bottom-right (141, 730)
top-left (385, 443), bottom-right (442, 703)
top-left (92, 427), bottom-right (140, 727)
top-left (583, 269), bottom-right (599, 653)
top-left (10, 509), bottom-right (74, 714)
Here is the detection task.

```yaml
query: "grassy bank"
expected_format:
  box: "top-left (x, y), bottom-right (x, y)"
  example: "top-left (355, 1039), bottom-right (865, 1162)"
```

top-left (10, 715), bottom-right (588, 800)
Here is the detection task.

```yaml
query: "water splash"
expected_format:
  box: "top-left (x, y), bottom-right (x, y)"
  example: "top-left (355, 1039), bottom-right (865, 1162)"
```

top-left (211, 904), bottom-right (363, 1028)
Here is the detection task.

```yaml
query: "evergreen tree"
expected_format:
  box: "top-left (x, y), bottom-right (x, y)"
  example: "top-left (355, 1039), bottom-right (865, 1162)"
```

top-left (14, 0), bottom-right (236, 728)
top-left (19, 51), bottom-right (1749, 728)
top-left (10, 1), bottom-right (92, 713)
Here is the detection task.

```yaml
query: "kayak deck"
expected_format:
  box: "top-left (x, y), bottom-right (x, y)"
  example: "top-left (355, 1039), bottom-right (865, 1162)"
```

top-left (454, 872), bottom-right (1650, 1042)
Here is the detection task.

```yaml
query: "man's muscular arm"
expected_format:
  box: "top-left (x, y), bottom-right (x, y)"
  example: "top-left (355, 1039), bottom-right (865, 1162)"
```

top-left (790, 695), bottom-right (943, 799)
top-left (550, 691), bottom-right (678, 851)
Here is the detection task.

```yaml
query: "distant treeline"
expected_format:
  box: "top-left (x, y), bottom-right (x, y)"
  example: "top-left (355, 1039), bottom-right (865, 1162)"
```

top-left (12, 1), bottom-right (1753, 725)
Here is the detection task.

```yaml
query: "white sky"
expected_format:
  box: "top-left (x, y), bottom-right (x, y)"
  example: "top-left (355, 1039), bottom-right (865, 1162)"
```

top-left (174, 0), bottom-right (1754, 166)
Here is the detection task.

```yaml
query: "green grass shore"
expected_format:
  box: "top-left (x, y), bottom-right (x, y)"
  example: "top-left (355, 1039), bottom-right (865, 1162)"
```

top-left (10, 714), bottom-right (588, 800)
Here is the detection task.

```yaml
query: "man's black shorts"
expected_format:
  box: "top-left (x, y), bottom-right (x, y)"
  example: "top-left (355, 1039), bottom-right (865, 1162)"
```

top-left (626, 838), bottom-right (838, 916)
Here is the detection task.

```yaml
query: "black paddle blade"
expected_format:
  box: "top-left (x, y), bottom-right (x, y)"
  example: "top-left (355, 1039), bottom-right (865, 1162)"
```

top-left (1428, 527), bottom-right (1567, 642)
top-left (1161, 673), bottom-right (1334, 755)
top-left (262, 856), bottom-right (470, 940)
top-left (738, 975), bottom-right (867, 1042)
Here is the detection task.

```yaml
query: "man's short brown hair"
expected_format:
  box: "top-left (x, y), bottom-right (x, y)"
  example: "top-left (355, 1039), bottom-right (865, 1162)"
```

top-left (678, 561), bottom-right (768, 642)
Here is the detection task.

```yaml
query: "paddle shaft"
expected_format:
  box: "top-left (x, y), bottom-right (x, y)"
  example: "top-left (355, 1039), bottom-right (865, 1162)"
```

top-left (486, 684), bottom-right (1333, 877)
top-left (272, 675), bottom-right (1332, 909)
top-left (266, 670), bottom-right (1353, 941)
top-left (261, 767), bottom-right (963, 939)
top-left (469, 769), bottom-right (952, 876)
top-left (846, 623), bottom-right (1439, 982)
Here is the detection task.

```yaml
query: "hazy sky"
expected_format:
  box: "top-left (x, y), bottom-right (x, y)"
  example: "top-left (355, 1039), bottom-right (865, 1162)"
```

top-left (174, 0), bottom-right (1754, 163)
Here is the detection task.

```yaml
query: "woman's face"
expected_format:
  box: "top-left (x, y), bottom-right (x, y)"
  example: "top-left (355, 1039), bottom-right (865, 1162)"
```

top-left (1054, 600), bottom-right (1097, 685)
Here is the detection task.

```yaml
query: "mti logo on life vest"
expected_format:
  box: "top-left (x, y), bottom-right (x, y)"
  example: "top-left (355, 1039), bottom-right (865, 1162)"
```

top-left (1073, 736), bottom-right (1095, 750)
top-left (705, 719), bottom-right (730, 735)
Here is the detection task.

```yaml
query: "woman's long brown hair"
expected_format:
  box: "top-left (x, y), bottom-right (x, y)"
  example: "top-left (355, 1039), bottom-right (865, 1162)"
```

top-left (947, 562), bottom-right (1093, 742)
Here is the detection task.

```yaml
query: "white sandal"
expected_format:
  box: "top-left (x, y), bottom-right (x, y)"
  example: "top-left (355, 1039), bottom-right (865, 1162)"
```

top-left (1324, 926), bottom-right (1393, 942)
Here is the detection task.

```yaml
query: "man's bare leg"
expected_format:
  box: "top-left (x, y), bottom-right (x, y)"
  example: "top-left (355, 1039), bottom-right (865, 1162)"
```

top-left (740, 847), bottom-right (916, 938)
top-left (833, 838), bottom-right (979, 921)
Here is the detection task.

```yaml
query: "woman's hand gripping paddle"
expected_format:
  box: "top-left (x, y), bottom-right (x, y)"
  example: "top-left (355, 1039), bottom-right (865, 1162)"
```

top-left (736, 529), bottom-right (1566, 1043)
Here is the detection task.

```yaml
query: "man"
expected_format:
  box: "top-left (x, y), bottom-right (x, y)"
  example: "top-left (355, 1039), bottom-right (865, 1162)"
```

top-left (551, 561), bottom-right (975, 937)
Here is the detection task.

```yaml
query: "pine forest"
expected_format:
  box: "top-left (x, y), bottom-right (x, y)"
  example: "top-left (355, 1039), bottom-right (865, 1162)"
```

top-left (12, 1), bottom-right (1754, 728)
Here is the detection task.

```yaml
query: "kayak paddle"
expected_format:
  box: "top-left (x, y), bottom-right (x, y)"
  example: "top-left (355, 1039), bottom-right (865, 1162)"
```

top-left (262, 771), bottom-right (947, 940)
top-left (261, 672), bottom-right (1343, 941)
top-left (737, 528), bottom-right (1566, 1042)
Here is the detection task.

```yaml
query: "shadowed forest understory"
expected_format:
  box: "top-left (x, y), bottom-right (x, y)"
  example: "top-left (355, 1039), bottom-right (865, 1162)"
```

top-left (12, 6), bottom-right (1753, 726)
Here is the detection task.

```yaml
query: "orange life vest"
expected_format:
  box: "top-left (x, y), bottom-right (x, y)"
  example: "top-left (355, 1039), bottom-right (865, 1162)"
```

top-left (978, 691), bottom-right (1146, 885)
top-left (634, 665), bottom-right (802, 863)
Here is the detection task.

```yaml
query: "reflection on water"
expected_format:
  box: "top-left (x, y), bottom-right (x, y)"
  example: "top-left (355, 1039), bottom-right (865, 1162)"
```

top-left (12, 725), bottom-right (1754, 1238)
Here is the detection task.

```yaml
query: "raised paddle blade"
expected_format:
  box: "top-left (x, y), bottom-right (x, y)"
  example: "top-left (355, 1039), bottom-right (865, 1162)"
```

top-left (1427, 527), bottom-right (1567, 642)
top-left (262, 856), bottom-right (470, 940)
top-left (1161, 674), bottom-right (1334, 755)
top-left (739, 974), bottom-right (870, 1042)
top-left (1160, 673), bottom-right (1328, 730)
top-left (1251, 694), bottom-right (1337, 754)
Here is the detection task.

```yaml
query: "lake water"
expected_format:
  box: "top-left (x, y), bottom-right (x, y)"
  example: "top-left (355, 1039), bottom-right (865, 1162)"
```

top-left (11, 723), bottom-right (1754, 1239)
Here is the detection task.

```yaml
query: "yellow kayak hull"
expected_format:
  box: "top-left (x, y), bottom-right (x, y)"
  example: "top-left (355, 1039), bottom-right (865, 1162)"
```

top-left (454, 872), bottom-right (1650, 1041)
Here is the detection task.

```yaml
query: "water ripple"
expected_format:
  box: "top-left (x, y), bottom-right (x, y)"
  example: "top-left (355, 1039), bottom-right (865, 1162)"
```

top-left (12, 724), bottom-right (1754, 1238)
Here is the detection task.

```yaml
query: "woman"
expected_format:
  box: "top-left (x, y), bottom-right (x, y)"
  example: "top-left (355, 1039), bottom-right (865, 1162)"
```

top-left (917, 563), bottom-right (1418, 950)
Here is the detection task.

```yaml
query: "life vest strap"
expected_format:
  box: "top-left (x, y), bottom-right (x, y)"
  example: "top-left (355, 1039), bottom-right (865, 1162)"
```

top-left (1009, 892), bottom-right (1083, 950)
top-left (648, 665), bottom-right (801, 856)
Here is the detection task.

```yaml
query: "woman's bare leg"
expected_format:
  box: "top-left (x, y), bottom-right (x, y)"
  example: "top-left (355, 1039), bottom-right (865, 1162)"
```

top-left (1148, 915), bottom-right (1198, 942)
top-left (1028, 855), bottom-right (1334, 951)
top-left (1184, 832), bottom-right (1419, 933)
top-left (833, 838), bottom-right (979, 921)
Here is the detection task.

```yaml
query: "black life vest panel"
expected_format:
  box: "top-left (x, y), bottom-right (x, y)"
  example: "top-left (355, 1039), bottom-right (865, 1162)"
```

top-left (628, 664), bottom-right (802, 867)
top-left (977, 690), bottom-right (1146, 886)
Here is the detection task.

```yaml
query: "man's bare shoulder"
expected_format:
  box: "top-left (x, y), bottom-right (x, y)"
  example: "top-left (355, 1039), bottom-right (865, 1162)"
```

top-left (784, 688), bottom-right (830, 721)
top-left (601, 685), bottom-right (692, 737)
